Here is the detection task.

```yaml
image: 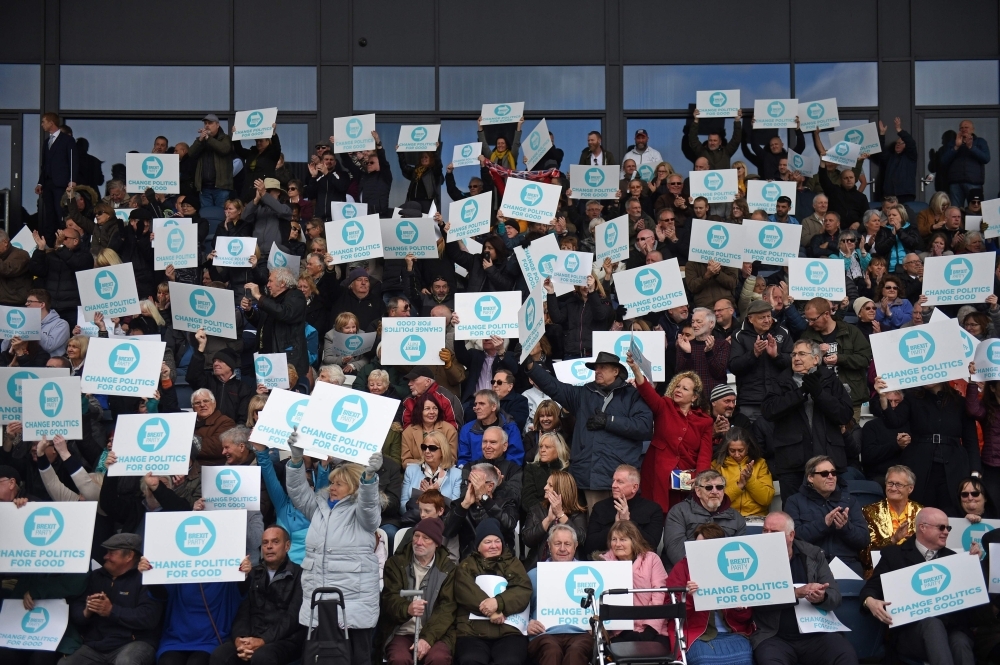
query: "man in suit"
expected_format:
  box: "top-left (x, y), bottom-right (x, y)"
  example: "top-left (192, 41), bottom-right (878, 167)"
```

top-left (860, 507), bottom-right (979, 665)
top-left (35, 113), bottom-right (78, 245)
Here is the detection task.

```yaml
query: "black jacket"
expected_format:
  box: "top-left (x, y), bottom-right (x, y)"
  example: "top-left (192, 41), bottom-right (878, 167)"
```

top-left (303, 161), bottom-right (350, 220)
top-left (40, 131), bottom-right (78, 189)
top-left (185, 348), bottom-right (255, 423)
top-left (399, 149), bottom-right (444, 212)
top-left (233, 132), bottom-right (282, 203)
top-left (741, 128), bottom-right (804, 180)
top-left (874, 130), bottom-right (918, 199)
top-left (70, 566), bottom-right (163, 652)
top-left (445, 459), bottom-right (521, 559)
top-left (453, 344), bottom-right (519, 403)
top-left (728, 318), bottom-right (793, 408)
top-left (231, 558), bottom-right (304, 644)
top-left (28, 246), bottom-right (94, 310)
top-left (119, 221), bottom-right (156, 300)
top-left (245, 287), bottom-right (309, 383)
top-left (583, 492), bottom-right (664, 556)
top-left (331, 279), bottom-right (383, 331)
top-left (861, 416), bottom-right (905, 481)
top-left (545, 291), bottom-right (613, 358)
top-left (445, 243), bottom-right (515, 294)
top-left (818, 167), bottom-right (870, 227)
top-left (343, 146), bottom-right (392, 215)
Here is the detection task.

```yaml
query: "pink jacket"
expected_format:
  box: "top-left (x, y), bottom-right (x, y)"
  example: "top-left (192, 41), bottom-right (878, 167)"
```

top-left (602, 550), bottom-right (668, 636)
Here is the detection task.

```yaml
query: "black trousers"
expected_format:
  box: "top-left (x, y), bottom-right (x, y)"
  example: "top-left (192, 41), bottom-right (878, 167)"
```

top-left (210, 639), bottom-right (303, 665)
top-left (158, 651), bottom-right (211, 665)
top-left (753, 633), bottom-right (858, 665)
top-left (454, 635), bottom-right (528, 665)
top-left (0, 647), bottom-right (62, 665)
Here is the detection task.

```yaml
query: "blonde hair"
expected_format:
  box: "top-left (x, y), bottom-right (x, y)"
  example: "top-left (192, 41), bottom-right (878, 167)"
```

top-left (328, 462), bottom-right (364, 497)
top-left (665, 371), bottom-right (704, 405)
top-left (334, 312), bottom-right (360, 333)
top-left (929, 191), bottom-right (950, 215)
top-left (368, 369), bottom-right (389, 388)
top-left (654, 161), bottom-right (675, 177)
top-left (96, 248), bottom-right (122, 267)
top-left (68, 334), bottom-right (89, 359)
top-left (423, 430), bottom-right (457, 469)
top-left (139, 299), bottom-right (165, 327)
top-left (246, 394), bottom-right (267, 427)
top-left (535, 431), bottom-right (570, 467)
top-left (544, 470), bottom-right (583, 515)
top-left (297, 273), bottom-right (319, 296)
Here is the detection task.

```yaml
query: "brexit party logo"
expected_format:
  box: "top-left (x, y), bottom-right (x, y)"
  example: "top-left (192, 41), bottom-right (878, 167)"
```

top-left (228, 239), bottom-right (244, 256)
top-left (571, 360), bottom-right (592, 382)
top-left (272, 252), bottom-right (288, 267)
top-left (898, 330), bottom-right (935, 364)
top-left (167, 228), bottom-right (185, 253)
top-left (638, 164), bottom-right (654, 181)
top-left (39, 381), bottom-right (63, 418)
top-left (564, 253), bottom-right (581, 273)
top-left (345, 118), bottom-right (363, 139)
top-left (708, 225), bottom-right (730, 249)
top-left (138, 417), bottom-right (170, 453)
top-left (461, 200), bottom-right (479, 223)
top-left (717, 541), bottom-right (758, 581)
top-left (342, 203), bottom-right (358, 218)
top-left (585, 168), bottom-right (606, 188)
top-left (475, 296), bottom-right (502, 322)
top-left (529, 132), bottom-right (542, 151)
top-left (911, 563), bottom-right (950, 596)
top-left (110, 343), bottom-right (142, 375)
top-left (494, 104), bottom-right (512, 117)
top-left (95, 270), bottom-right (120, 300)
top-left (988, 341), bottom-right (1000, 365)
top-left (537, 254), bottom-right (557, 278)
top-left (767, 101), bottom-right (786, 118)
top-left (410, 126), bottom-right (428, 142)
top-left (703, 172), bottom-right (723, 191)
top-left (24, 507), bottom-right (64, 546)
top-left (216, 468), bottom-right (242, 495)
top-left (759, 225), bottom-right (783, 249)
top-left (635, 268), bottom-right (662, 296)
top-left (142, 156), bottom-right (164, 179)
top-left (961, 522), bottom-right (994, 552)
top-left (710, 91), bottom-right (728, 107)
top-left (524, 298), bottom-right (537, 332)
top-left (604, 222), bottom-right (619, 247)
top-left (844, 129), bottom-right (864, 145)
top-left (256, 356), bottom-right (273, 377)
top-left (565, 565), bottom-right (604, 603)
top-left (805, 261), bottom-right (830, 285)
top-left (246, 111), bottom-right (264, 128)
top-left (285, 399), bottom-right (308, 430)
top-left (615, 334), bottom-right (641, 361)
top-left (343, 221), bottom-right (364, 246)
top-left (396, 221), bottom-right (419, 245)
top-left (806, 103), bottom-right (825, 120)
top-left (400, 335), bottom-right (427, 362)
top-left (21, 607), bottom-right (50, 633)
top-left (791, 153), bottom-right (806, 170)
top-left (344, 335), bottom-right (364, 353)
top-left (761, 183), bottom-right (781, 202)
top-left (190, 289), bottom-right (216, 317)
top-left (945, 257), bottom-right (974, 286)
top-left (7, 370), bottom-right (38, 403)
top-left (331, 395), bottom-right (368, 433)
top-left (520, 183), bottom-right (543, 207)
top-left (461, 144), bottom-right (475, 158)
top-left (176, 516), bottom-right (216, 556)
top-left (5, 309), bottom-right (24, 329)
top-left (834, 142), bottom-right (851, 157)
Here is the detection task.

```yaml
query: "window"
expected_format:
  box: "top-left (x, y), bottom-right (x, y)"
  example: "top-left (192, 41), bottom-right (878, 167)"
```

top-left (22, 114), bottom-right (39, 214)
top-left (60, 65), bottom-right (229, 111)
top-left (625, 118), bottom-right (758, 178)
top-left (235, 67), bottom-right (316, 112)
top-left (0, 125), bottom-right (11, 190)
top-left (0, 64), bottom-right (40, 109)
top-left (624, 65), bottom-right (790, 110)
top-left (915, 60), bottom-right (999, 106)
top-left (354, 67), bottom-right (435, 112)
top-left (440, 67), bottom-right (605, 111)
top-left (64, 119), bottom-right (228, 175)
top-left (273, 123), bottom-right (309, 163)
top-left (795, 63), bottom-right (878, 107)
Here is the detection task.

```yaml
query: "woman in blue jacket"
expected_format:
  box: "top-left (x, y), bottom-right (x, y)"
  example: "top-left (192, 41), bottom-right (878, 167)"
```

top-left (400, 430), bottom-right (462, 512)
top-left (874, 274), bottom-right (913, 331)
top-left (251, 444), bottom-right (312, 564)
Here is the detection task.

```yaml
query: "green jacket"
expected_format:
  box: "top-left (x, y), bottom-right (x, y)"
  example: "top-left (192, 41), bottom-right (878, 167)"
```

top-left (454, 549), bottom-right (531, 639)
top-left (378, 542), bottom-right (457, 654)
top-left (801, 320), bottom-right (873, 407)
top-left (188, 129), bottom-right (234, 192)
top-left (5, 572), bottom-right (88, 654)
top-left (688, 119), bottom-right (742, 170)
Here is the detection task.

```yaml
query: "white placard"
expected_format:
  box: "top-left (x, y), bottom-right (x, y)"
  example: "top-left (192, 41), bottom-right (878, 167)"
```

top-left (326, 330), bottom-right (377, 359)
top-left (468, 574), bottom-right (530, 635)
top-left (613, 259), bottom-right (688, 319)
top-left (522, 119), bottom-right (553, 170)
top-left (798, 98), bottom-right (840, 132)
top-left (0, 502), bottom-right (97, 573)
top-left (948, 518), bottom-right (1000, 553)
top-left (0, 368), bottom-right (69, 425)
top-left (684, 532), bottom-right (795, 610)
top-left (570, 165), bottom-right (620, 200)
top-left (296, 382), bottom-right (398, 463)
top-left (513, 233), bottom-right (572, 297)
top-left (480, 102), bottom-right (525, 126)
top-left (0, 306), bottom-right (41, 341)
top-left (380, 218), bottom-right (439, 259)
top-left (381, 317), bottom-right (446, 366)
top-left (80, 337), bottom-right (165, 398)
top-left (232, 107), bottom-right (277, 141)
top-left (0, 598), bottom-right (69, 651)
top-left (143, 511), bottom-right (247, 584)
top-left (107, 412), bottom-right (197, 476)
top-left (397, 125), bottom-right (440, 152)
top-left (452, 142), bottom-right (483, 169)
top-left (500, 179), bottom-right (561, 225)
top-left (126, 153), bottom-right (180, 194)
top-left (981, 198), bottom-right (1000, 239)
top-left (592, 330), bottom-right (666, 381)
top-left (630, 335), bottom-right (653, 380)
top-left (829, 122), bottom-right (881, 156)
top-left (113, 209), bottom-right (136, 224)
top-left (595, 215), bottom-right (630, 264)
top-left (552, 250), bottom-right (594, 287)
top-left (794, 595), bottom-right (851, 633)
top-left (789, 151), bottom-right (819, 177)
top-left (871, 321), bottom-right (968, 392)
top-left (991, 544), bottom-right (1000, 593)
top-left (447, 192), bottom-right (492, 242)
top-left (965, 216), bottom-right (984, 233)
top-left (518, 285), bottom-right (546, 363)
top-left (829, 557), bottom-right (863, 581)
top-left (267, 242), bottom-right (301, 274)
top-left (455, 292), bottom-right (521, 340)
top-left (330, 201), bottom-right (368, 221)
top-left (553, 358), bottom-right (595, 386)
top-left (21, 376), bottom-right (82, 442)
top-left (689, 169), bottom-right (739, 204)
top-left (788, 258), bottom-right (847, 301)
top-left (753, 99), bottom-right (799, 129)
top-left (747, 180), bottom-right (798, 215)
top-left (76, 307), bottom-right (100, 337)
top-left (696, 90), bottom-right (741, 118)
top-left (535, 561), bottom-right (634, 630)
top-left (254, 353), bottom-right (290, 390)
top-left (152, 217), bottom-right (192, 249)
top-left (213, 236), bottom-right (257, 268)
top-left (249, 389), bottom-right (307, 451)
top-left (688, 219), bottom-right (744, 269)
top-left (325, 216), bottom-right (384, 264)
top-left (923, 253), bottom-right (994, 305)
top-left (76, 263), bottom-right (141, 321)
top-left (974, 338), bottom-right (1000, 381)
top-left (9, 226), bottom-right (34, 252)
top-left (880, 552), bottom-right (987, 627)
top-left (168, 282), bottom-right (238, 340)
top-left (154, 224), bottom-right (199, 270)
top-left (822, 141), bottom-right (862, 167)
top-left (202, 466), bottom-right (261, 511)
top-left (333, 114), bottom-right (376, 153)
top-left (741, 219), bottom-right (802, 265)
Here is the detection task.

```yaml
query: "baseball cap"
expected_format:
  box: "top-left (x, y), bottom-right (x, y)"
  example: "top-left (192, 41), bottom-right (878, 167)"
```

top-left (403, 367), bottom-right (434, 381)
top-left (202, 114), bottom-right (220, 123)
top-left (634, 129), bottom-right (648, 137)
top-left (0, 465), bottom-right (21, 482)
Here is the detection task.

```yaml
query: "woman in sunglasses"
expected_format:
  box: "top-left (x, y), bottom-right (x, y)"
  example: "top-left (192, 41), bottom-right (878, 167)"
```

top-left (957, 476), bottom-right (996, 523)
top-left (400, 430), bottom-right (462, 513)
top-left (873, 275), bottom-right (912, 331)
top-left (860, 465), bottom-right (922, 575)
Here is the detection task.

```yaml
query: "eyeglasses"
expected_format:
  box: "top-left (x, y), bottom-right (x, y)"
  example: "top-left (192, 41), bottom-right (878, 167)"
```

top-left (862, 305), bottom-right (876, 311)
top-left (287, 187), bottom-right (297, 192)
top-left (922, 523), bottom-right (953, 532)
top-left (811, 470), bottom-right (837, 478)
top-left (885, 481), bottom-right (912, 489)
top-left (882, 285), bottom-right (898, 291)
top-left (668, 182), bottom-right (683, 187)
top-left (24, 299), bottom-right (41, 306)
top-left (699, 484), bottom-right (725, 491)
top-left (419, 444), bottom-right (440, 452)
top-left (840, 239), bottom-right (856, 244)
top-left (961, 491), bottom-right (982, 498)
top-left (803, 313), bottom-right (827, 323)
top-left (491, 379), bottom-right (509, 386)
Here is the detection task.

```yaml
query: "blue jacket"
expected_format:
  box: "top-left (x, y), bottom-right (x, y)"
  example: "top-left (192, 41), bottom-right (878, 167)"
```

top-left (940, 135), bottom-right (991, 185)
top-left (256, 449), bottom-right (311, 563)
top-left (874, 298), bottom-right (913, 331)
top-left (874, 130), bottom-right (918, 198)
top-left (785, 481), bottom-right (869, 568)
top-left (156, 582), bottom-right (243, 657)
top-left (457, 411), bottom-right (524, 466)
top-left (400, 463), bottom-right (463, 512)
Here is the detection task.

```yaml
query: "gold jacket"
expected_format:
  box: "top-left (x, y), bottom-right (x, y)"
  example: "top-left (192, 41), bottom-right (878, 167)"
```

top-left (861, 499), bottom-right (923, 575)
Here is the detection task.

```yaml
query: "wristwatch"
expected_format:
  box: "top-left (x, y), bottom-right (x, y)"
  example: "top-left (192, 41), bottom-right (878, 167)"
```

top-left (480, 494), bottom-right (490, 503)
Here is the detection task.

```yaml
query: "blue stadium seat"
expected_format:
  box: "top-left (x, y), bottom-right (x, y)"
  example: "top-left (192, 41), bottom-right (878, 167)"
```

top-left (847, 479), bottom-right (884, 508)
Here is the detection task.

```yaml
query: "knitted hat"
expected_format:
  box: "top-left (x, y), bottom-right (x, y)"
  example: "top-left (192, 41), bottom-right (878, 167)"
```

top-left (414, 517), bottom-right (445, 547)
top-left (0, 465), bottom-right (21, 482)
top-left (213, 347), bottom-right (240, 371)
top-left (710, 384), bottom-right (736, 402)
top-left (852, 297), bottom-right (873, 317)
top-left (345, 267), bottom-right (370, 286)
top-left (474, 518), bottom-right (504, 551)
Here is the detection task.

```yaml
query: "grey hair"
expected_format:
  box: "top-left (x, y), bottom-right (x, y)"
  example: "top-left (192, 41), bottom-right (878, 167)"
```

top-left (585, 199), bottom-right (602, 209)
top-left (837, 230), bottom-right (858, 244)
top-left (0, 230), bottom-right (9, 243)
top-left (804, 455), bottom-right (835, 479)
top-left (812, 193), bottom-right (828, 204)
top-left (692, 307), bottom-right (716, 329)
top-left (886, 464), bottom-right (916, 486)
top-left (108, 179), bottom-right (125, 191)
top-left (471, 462), bottom-right (499, 485)
top-left (793, 339), bottom-right (822, 361)
top-left (474, 389), bottom-right (500, 410)
top-left (320, 364), bottom-right (346, 385)
top-left (483, 425), bottom-right (508, 445)
top-left (767, 511), bottom-right (796, 534)
top-left (615, 464), bottom-right (641, 484)
top-left (548, 523), bottom-right (579, 545)
top-left (694, 469), bottom-right (724, 487)
top-left (270, 267), bottom-right (297, 289)
top-left (220, 425), bottom-right (251, 448)
top-left (191, 388), bottom-right (215, 405)
top-left (862, 209), bottom-right (880, 225)
top-left (367, 368), bottom-right (389, 387)
top-left (966, 230), bottom-right (984, 243)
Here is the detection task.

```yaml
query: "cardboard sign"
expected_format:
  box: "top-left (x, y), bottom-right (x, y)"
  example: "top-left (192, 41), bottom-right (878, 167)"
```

top-left (613, 259), bottom-right (688, 319)
top-left (0, 502), bottom-right (97, 573)
top-left (689, 169), bottom-right (739, 204)
top-left (480, 102), bottom-right (525, 126)
top-left (0, 598), bottom-right (69, 651)
top-left (753, 99), bottom-right (799, 129)
top-left (296, 382), bottom-right (398, 463)
top-left (232, 107), bottom-right (277, 141)
top-left (76, 263), bottom-right (141, 321)
top-left (75, 307), bottom-right (100, 337)
top-left (397, 125), bottom-right (440, 152)
top-left (788, 258), bottom-right (847, 301)
top-left (331, 201), bottom-right (368, 221)
top-left (500, 179), bottom-right (561, 224)
top-left (107, 412), bottom-right (196, 476)
top-left (741, 219), bottom-right (802, 265)
top-left (213, 236), bottom-right (257, 268)
top-left (514, 233), bottom-right (572, 296)
top-left (990, 544), bottom-right (1000, 593)
top-left (552, 250), bottom-right (594, 287)
top-left (126, 153), bottom-right (180, 194)
top-left (871, 321), bottom-right (968, 391)
top-left (518, 285), bottom-right (547, 362)
top-left (684, 533), bottom-right (795, 611)
top-left (793, 594), bottom-right (850, 633)
top-left (9, 226), bottom-right (34, 252)
top-left (747, 180), bottom-right (797, 215)
top-left (152, 217), bottom-right (192, 249)
top-left (553, 358), bottom-right (595, 386)
top-left (823, 141), bottom-right (862, 167)
top-left (333, 114), bottom-right (376, 153)
top-left (923, 253), bottom-right (994, 305)
top-left (249, 389), bottom-right (307, 451)
top-left (267, 242), bottom-right (301, 274)
top-left (974, 338), bottom-right (1000, 381)
top-left (688, 219), bottom-right (744, 269)
top-left (254, 353), bottom-right (290, 390)
top-left (202, 466), bottom-right (261, 511)
top-left (380, 218), bottom-right (439, 259)
top-left (143, 511), bottom-right (247, 584)
top-left (789, 151), bottom-right (818, 177)
top-left (447, 192), bottom-right (492, 242)
top-left (469, 574), bottom-right (530, 635)
top-left (592, 330), bottom-right (666, 381)
top-left (325, 216), bottom-right (384, 264)
top-left (381, 318), bottom-right (446, 366)
top-left (112, 209), bottom-right (136, 224)
top-left (947, 518), bottom-right (1000, 553)
top-left (20, 376), bottom-right (82, 442)
top-left (0, 306), bottom-right (41, 341)
top-left (981, 198), bottom-right (1000, 239)
top-left (0, 368), bottom-right (70, 425)
top-left (154, 224), bottom-right (199, 270)
top-left (829, 122), bottom-right (881, 156)
top-left (535, 561), bottom-right (634, 630)
top-left (452, 142), bottom-right (483, 168)
top-left (798, 98), bottom-right (840, 132)
top-left (522, 119), bottom-right (553, 170)
top-left (880, 552), bottom-right (987, 627)
top-left (696, 90), bottom-right (741, 118)
top-left (455, 292), bottom-right (521, 340)
top-left (596, 215), bottom-right (630, 264)
top-left (168, 282), bottom-right (238, 339)
top-left (570, 165), bottom-right (620, 200)
top-left (326, 330), bottom-right (377, 359)
top-left (80, 337), bottom-right (165, 398)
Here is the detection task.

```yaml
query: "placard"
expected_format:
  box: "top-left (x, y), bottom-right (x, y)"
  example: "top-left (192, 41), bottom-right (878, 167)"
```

top-left (168, 282), bottom-right (238, 339)
top-left (76, 307), bottom-right (100, 337)
top-left (596, 215), bottom-right (630, 264)
top-left (333, 114), bottom-right (376, 153)
top-left (267, 242), bottom-right (301, 274)
top-left (480, 102), bottom-right (525, 126)
top-left (798, 98), bottom-right (840, 132)
top-left (152, 217), bottom-right (192, 249)
top-left (793, 595), bottom-right (850, 633)
top-left (500, 178), bottom-right (561, 225)
top-left (202, 466), bottom-right (261, 511)
top-left (326, 330), bottom-right (377, 359)
top-left (252, 390), bottom-right (308, 454)
top-left (741, 219), bottom-right (802, 265)
top-left (112, 209), bottom-right (136, 225)
top-left (142, 511), bottom-right (247, 584)
top-left (612, 259), bottom-right (688, 319)
top-left (948, 518), bottom-right (1000, 553)
top-left (696, 90), bottom-right (741, 118)
top-left (452, 142), bottom-right (483, 169)
top-left (255, 353), bottom-right (290, 390)
top-left (829, 122), bottom-right (881, 156)
top-left (9, 226), bottom-right (34, 252)
top-left (295, 382), bottom-right (398, 463)
top-left (981, 198), bottom-right (1000, 239)
top-left (331, 201), bottom-right (368, 221)
top-left (552, 250), bottom-right (594, 287)
top-left (880, 552), bottom-right (987, 627)
top-left (455, 237), bottom-right (481, 279)
top-left (965, 215), bottom-right (984, 233)
top-left (447, 192), bottom-right (492, 242)
top-left (871, 321), bottom-right (968, 392)
top-left (974, 338), bottom-right (1000, 381)
top-left (822, 141), bottom-right (862, 167)
top-left (519, 285), bottom-right (546, 363)
top-left (688, 219), bottom-right (744, 269)
top-left (380, 219), bottom-right (439, 259)
top-left (126, 153), bottom-right (180, 194)
top-left (0, 368), bottom-right (70, 424)
top-left (753, 99), bottom-right (799, 129)
top-left (20, 376), bottom-right (82, 442)
top-left (213, 236), bottom-right (257, 268)
top-left (76, 263), bottom-right (141, 321)
top-left (747, 180), bottom-right (798, 215)
top-left (0, 502), bottom-right (97, 573)
top-left (689, 169), bottom-right (739, 204)
top-left (535, 561), bottom-right (634, 630)
top-left (513, 233), bottom-right (572, 296)
top-left (80, 337), bottom-right (165, 398)
top-left (0, 306), bottom-right (41, 341)
top-left (325, 216), bottom-right (384, 265)
top-left (231, 107), bottom-right (277, 141)
top-left (397, 125), bottom-right (440, 152)
top-left (684, 532), bottom-right (795, 611)
top-left (553, 358), bottom-right (595, 386)
top-left (381, 318), bottom-right (446, 366)
top-left (630, 334), bottom-right (653, 380)
top-left (522, 119), bottom-right (553, 170)
top-left (107, 412), bottom-right (197, 476)
top-left (923, 253), bottom-right (994, 305)
top-left (455, 292), bottom-right (521, 340)
top-left (468, 574), bottom-right (530, 635)
top-left (592, 330), bottom-right (666, 381)
top-left (570, 165), bottom-right (619, 200)
top-left (0, 598), bottom-right (69, 651)
top-left (788, 258), bottom-right (847, 301)
top-left (154, 224), bottom-right (199, 270)
top-left (789, 151), bottom-right (818, 177)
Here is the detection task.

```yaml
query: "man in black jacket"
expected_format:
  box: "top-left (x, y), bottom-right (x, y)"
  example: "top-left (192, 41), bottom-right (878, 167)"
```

top-left (728, 299), bottom-right (793, 422)
top-left (445, 461), bottom-right (519, 559)
top-left (583, 465), bottom-right (663, 555)
top-left (187, 330), bottom-right (255, 424)
top-left (36, 113), bottom-right (79, 245)
top-left (818, 162), bottom-right (869, 228)
top-left (242, 267), bottom-right (309, 383)
top-left (342, 130), bottom-right (393, 215)
top-left (303, 152), bottom-right (349, 220)
top-left (27, 226), bottom-right (94, 326)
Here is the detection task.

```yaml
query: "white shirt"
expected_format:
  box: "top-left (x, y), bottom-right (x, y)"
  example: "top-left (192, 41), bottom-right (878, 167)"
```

top-left (48, 130), bottom-right (60, 148)
top-left (590, 149), bottom-right (603, 166)
top-left (621, 146), bottom-right (665, 178)
top-left (914, 539), bottom-right (938, 561)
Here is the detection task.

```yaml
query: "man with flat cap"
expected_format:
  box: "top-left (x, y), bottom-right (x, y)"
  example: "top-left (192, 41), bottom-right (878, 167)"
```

top-left (402, 366), bottom-right (460, 429)
top-left (0, 465), bottom-right (26, 502)
top-left (524, 351), bottom-right (653, 509)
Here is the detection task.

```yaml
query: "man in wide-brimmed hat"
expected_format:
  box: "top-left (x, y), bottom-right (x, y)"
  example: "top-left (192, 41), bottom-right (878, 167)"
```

top-left (242, 176), bottom-right (293, 262)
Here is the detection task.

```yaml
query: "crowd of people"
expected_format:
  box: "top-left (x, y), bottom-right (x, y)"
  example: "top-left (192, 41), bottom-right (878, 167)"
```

top-left (2, 104), bottom-right (1000, 665)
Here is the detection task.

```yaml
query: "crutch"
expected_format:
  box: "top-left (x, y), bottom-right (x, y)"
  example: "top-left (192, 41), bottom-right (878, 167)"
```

top-left (400, 589), bottom-right (425, 665)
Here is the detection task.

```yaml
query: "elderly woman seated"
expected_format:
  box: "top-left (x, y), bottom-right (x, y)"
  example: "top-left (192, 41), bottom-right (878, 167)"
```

top-left (953, 476), bottom-right (996, 559)
top-left (861, 465), bottom-right (922, 574)
top-left (191, 388), bottom-right (236, 466)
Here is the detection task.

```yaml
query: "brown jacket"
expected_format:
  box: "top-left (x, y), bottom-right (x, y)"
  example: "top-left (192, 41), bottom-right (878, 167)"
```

top-left (684, 260), bottom-right (739, 308)
top-left (195, 409), bottom-right (236, 465)
top-left (401, 421), bottom-right (459, 468)
top-left (0, 245), bottom-right (31, 306)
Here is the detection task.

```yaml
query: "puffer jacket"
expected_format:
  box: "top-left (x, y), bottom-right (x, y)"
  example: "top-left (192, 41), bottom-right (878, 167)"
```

top-left (230, 558), bottom-right (303, 644)
top-left (939, 135), bottom-right (991, 185)
top-left (454, 549), bottom-right (531, 640)
top-left (378, 541), bottom-right (457, 654)
top-left (286, 456), bottom-right (381, 629)
top-left (785, 480), bottom-right (869, 570)
top-left (663, 493), bottom-right (747, 566)
top-left (27, 246), bottom-right (94, 309)
top-left (728, 318), bottom-right (793, 408)
top-left (545, 290), bottom-right (613, 358)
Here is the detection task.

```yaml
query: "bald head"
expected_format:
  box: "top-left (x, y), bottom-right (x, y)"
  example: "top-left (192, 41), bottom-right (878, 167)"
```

top-left (914, 507), bottom-right (950, 549)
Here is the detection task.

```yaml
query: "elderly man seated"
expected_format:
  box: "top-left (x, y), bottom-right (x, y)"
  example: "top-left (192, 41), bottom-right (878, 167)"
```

top-left (444, 457), bottom-right (519, 559)
top-left (861, 465), bottom-right (922, 573)
top-left (663, 469), bottom-right (746, 567)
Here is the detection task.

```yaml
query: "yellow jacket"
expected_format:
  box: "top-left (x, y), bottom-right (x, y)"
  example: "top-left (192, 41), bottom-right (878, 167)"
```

top-left (712, 456), bottom-right (774, 517)
top-left (861, 499), bottom-right (922, 575)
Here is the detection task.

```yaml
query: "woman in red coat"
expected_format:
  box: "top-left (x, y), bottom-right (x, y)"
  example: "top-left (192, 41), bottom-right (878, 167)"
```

top-left (628, 353), bottom-right (714, 514)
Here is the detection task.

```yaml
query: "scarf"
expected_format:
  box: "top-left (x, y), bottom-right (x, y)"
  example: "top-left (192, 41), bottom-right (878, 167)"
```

top-left (489, 148), bottom-right (515, 170)
top-left (480, 161), bottom-right (562, 198)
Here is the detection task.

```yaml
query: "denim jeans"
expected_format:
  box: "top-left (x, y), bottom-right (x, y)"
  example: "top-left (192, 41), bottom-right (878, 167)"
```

top-left (948, 182), bottom-right (977, 208)
top-left (200, 187), bottom-right (231, 208)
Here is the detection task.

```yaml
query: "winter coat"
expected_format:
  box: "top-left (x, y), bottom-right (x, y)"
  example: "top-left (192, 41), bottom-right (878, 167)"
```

top-left (741, 129), bottom-right (804, 180)
top-left (245, 287), bottom-right (309, 383)
top-left (256, 449), bottom-right (310, 563)
top-left (545, 290), bottom-right (613, 357)
top-left (521, 458), bottom-right (565, 514)
top-left (242, 194), bottom-right (292, 258)
top-left (967, 384), bottom-right (1000, 468)
top-left (303, 162), bottom-right (349, 220)
top-left (939, 135), bottom-right (991, 185)
top-left (378, 542), bottom-right (457, 654)
top-left (873, 223), bottom-right (922, 272)
top-left (401, 421), bottom-right (459, 468)
top-left (27, 246), bottom-right (94, 310)
top-left (578, 147), bottom-right (616, 166)
top-left (343, 146), bottom-right (393, 215)
top-left (231, 558), bottom-right (303, 644)
top-left (90, 217), bottom-right (124, 258)
top-left (874, 297), bottom-right (913, 331)
top-left (713, 455), bottom-right (775, 517)
top-left (399, 150), bottom-right (444, 212)
top-left (0, 244), bottom-right (32, 305)
top-left (445, 243), bottom-right (515, 295)
top-left (331, 279), bottom-right (384, 331)
top-left (233, 132), bottom-right (282, 202)
top-left (402, 383), bottom-right (459, 431)
top-left (119, 222), bottom-right (156, 300)
top-left (818, 167), bottom-right (869, 227)
top-left (453, 343), bottom-right (520, 403)
top-left (401, 463), bottom-right (463, 512)
top-left (457, 411), bottom-right (524, 466)
top-left (521, 504), bottom-right (587, 569)
top-left (874, 131), bottom-right (918, 199)
top-left (684, 260), bottom-right (739, 308)
top-left (195, 409), bottom-right (237, 465)
top-left (687, 120), bottom-right (742, 170)
top-left (801, 320), bottom-right (873, 407)
top-left (728, 319), bottom-right (793, 408)
top-left (454, 549), bottom-right (531, 639)
top-left (600, 551), bottom-right (668, 636)
top-left (663, 493), bottom-right (747, 566)
top-left (185, 349), bottom-right (255, 424)
top-left (785, 481), bottom-right (870, 569)
top-left (584, 492), bottom-right (664, 556)
top-left (69, 567), bottom-right (163, 652)
top-left (189, 128), bottom-right (234, 192)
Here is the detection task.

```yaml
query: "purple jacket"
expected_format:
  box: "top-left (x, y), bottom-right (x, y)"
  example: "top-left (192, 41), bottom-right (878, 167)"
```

top-left (967, 385), bottom-right (1000, 466)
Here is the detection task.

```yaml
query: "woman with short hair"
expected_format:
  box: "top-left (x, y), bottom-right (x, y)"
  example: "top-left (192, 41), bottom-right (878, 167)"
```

top-left (601, 520), bottom-right (670, 646)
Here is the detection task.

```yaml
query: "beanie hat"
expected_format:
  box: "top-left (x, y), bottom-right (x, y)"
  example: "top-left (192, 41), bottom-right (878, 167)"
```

top-left (180, 194), bottom-right (201, 212)
top-left (344, 267), bottom-right (370, 286)
top-left (474, 518), bottom-right (504, 551)
top-left (710, 384), bottom-right (736, 402)
top-left (400, 200), bottom-right (423, 217)
top-left (414, 517), bottom-right (445, 547)
top-left (852, 297), bottom-right (873, 317)
top-left (213, 347), bottom-right (240, 371)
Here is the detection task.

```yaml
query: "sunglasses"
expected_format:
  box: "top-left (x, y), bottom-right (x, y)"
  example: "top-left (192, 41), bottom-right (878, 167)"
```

top-left (923, 523), bottom-right (953, 532)
top-left (883, 285), bottom-right (898, 290)
top-left (420, 444), bottom-right (440, 452)
top-left (961, 491), bottom-right (982, 498)
top-left (491, 379), bottom-right (509, 386)
top-left (699, 484), bottom-right (725, 491)
top-left (811, 470), bottom-right (837, 478)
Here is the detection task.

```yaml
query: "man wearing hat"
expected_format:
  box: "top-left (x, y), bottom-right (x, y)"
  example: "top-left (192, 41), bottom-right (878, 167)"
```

top-left (332, 267), bottom-right (383, 331)
top-left (709, 384), bottom-right (752, 448)
top-left (402, 366), bottom-right (460, 430)
top-left (242, 177), bottom-right (293, 263)
top-left (526, 351), bottom-right (653, 508)
top-left (800, 297), bottom-right (873, 422)
top-left (0, 465), bottom-right (25, 502)
top-left (189, 113), bottom-right (234, 209)
top-left (728, 298), bottom-right (793, 422)
top-left (622, 128), bottom-right (664, 178)
top-left (188, 329), bottom-right (255, 424)
top-left (378, 517), bottom-right (457, 665)
top-left (65, 534), bottom-right (163, 665)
